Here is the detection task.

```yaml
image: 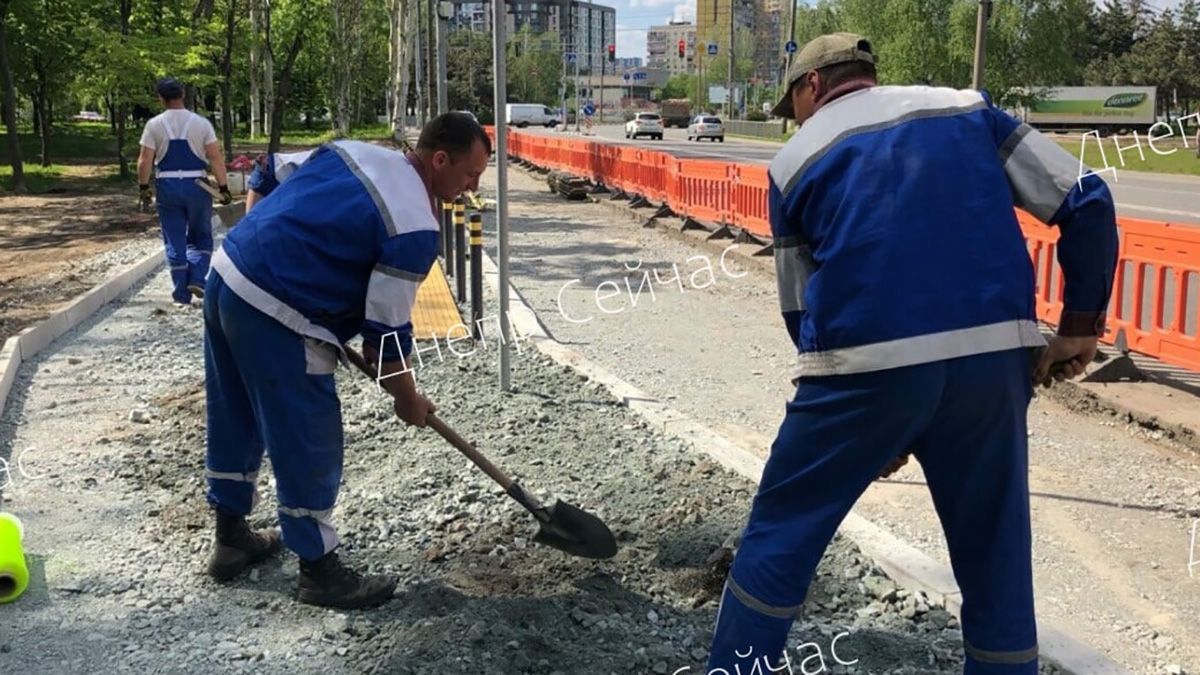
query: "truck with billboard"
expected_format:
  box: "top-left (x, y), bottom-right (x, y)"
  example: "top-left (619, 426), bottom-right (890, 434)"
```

top-left (1017, 86), bottom-right (1156, 136)
top-left (659, 99), bottom-right (692, 128)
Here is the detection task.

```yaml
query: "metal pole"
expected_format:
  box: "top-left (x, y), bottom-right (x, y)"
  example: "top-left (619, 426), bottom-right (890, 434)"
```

top-left (561, 46), bottom-right (568, 129)
top-left (492, 0), bottom-right (512, 391)
top-left (598, 12), bottom-right (605, 124)
top-left (727, 0), bottom-right (734, 119)
top-left (454, 198), bottom-right (467, 302)
top-left (470, 213), bottom-right (483, 338)
top-left (971, 0), bottom-right (992, 91)
top-left (574, 42), bottom-right (581, 132)
top-left (415, 0), bottom-right (425, 126)
top-left (436, 3), bottom-right (449, 115)
top-left (442, 200), bottom-right (454, 268)
top-left (427, 0), bottom-right (436, 120)
top-left (786, 0), bottom-right (797, 75)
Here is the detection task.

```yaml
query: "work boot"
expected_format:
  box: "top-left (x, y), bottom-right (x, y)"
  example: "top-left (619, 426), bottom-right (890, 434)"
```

top-left (187, 283), bottom-right (205, 299)
top-left (297, 550), bottom-right (397, 610)
top-left (206, 512), bottom-right (282, 582)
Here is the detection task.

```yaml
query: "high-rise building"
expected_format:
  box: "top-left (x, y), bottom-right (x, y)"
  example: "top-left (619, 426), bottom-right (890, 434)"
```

top-left (695, 0), bottom-right (782, 89)
top-left (646, 21), bottom-right (696, 76)
top-left (695, 0), bottom-right (755, 66)
top-left (613, 57), bottom-right (643, 71)
top-left (450, 0), bottom-right (616, 77)
top-left (756, 0), bottom-right (782, 86)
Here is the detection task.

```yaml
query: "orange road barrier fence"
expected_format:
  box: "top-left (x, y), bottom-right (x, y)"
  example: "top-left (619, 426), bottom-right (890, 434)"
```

top-left (486, 127), bottom-right (1200, 373)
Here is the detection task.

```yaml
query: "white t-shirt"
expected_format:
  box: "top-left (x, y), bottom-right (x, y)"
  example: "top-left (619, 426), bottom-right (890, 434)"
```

top-left (139, 109), bottom-right (218, 165)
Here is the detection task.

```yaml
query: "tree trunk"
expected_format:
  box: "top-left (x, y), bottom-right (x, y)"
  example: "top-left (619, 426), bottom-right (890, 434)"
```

top-left (36, 62), bottom-right (51, 167)
top-left (392, 0), bottom-right (412, 136)
top-left (263, 1), bottom-right (274, 138)
top-left (1, 0), bottom-right (26, 192)
top-left (331, 0), bottom-right (362, 137)
top-left (249, 0), bottom-right (261, 138)
top-left (268, 27), bottom-right (304, 154)
top-left (218, 0), bottom-right (237, 161)
top-left (117, 0), bottom-right (131, 179)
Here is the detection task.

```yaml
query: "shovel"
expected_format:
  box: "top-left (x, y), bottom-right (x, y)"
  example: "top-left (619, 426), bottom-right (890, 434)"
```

top-left (343, 345), bottom-right (618, 560)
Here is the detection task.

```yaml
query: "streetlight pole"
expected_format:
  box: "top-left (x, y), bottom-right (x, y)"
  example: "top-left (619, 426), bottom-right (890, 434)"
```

top-left (971, 0), bottom-right (992, 91)
top-left (492, 0), bottom-right (512, 391)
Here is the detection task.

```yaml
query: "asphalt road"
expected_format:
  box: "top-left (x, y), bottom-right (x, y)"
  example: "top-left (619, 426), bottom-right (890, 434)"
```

top-left (525, 123), bottom-right (1200, 226)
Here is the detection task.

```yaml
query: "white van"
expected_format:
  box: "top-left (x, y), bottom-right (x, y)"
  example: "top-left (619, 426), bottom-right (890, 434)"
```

top-left (506, 103), bottom-right (559, 128)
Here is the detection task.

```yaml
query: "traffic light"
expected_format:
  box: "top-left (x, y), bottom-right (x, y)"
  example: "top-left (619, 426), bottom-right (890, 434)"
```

top-left (678, 40), bottom-right (685, 58)
top-left (607, 44), bottom-right (615, 63)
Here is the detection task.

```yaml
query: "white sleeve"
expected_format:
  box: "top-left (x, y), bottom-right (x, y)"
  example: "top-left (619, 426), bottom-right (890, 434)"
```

top-left (139, 118), bottom-right (159, 149)
top-left (200, 116), bottom-right (217, 144)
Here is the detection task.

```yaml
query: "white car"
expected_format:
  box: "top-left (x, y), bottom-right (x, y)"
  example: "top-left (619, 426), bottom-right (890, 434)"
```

top-left (687, 115), bottom-right (725, 142)
top-left (625, 113), bottom-right (663, 140)
top-left (506, 103), bottom-right (559, 128)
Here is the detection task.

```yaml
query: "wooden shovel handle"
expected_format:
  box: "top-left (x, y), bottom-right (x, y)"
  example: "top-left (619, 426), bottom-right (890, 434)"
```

top-left (343, 344), bottom-right (515, 491)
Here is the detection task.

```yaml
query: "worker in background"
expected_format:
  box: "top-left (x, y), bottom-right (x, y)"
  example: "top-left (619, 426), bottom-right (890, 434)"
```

top-left (137, 77), bottom-right (233, 305)
top-left (243, 150), bottom-right (314, 212)
top-left (707, 33), bottom-right (1118, 674)
top-left (202, 113), bottom-right (491, 610)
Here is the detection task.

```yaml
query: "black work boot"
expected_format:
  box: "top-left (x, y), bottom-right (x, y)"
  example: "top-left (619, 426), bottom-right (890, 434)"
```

top-left (297, 550), bottom-right (397, 610)
top-left (206, 511), bottom-right (283, 582)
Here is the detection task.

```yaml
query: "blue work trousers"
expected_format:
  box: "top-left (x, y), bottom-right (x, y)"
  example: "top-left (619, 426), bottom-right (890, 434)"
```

top-left (709, 348), bottom-right (1038, 674)
top-left (155, 178), bottom-right (213, 304)
top-left (203, 272), bottom-right (345, 561)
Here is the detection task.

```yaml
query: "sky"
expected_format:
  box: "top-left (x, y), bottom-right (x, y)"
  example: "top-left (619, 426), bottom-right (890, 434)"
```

top-left (612, 0), bottom-right (1191, 64)
top-left (613, 0), bottom-right (695, 65)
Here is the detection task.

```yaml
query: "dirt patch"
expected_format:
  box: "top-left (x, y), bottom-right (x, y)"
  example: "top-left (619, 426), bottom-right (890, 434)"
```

top-left (0, 164), bottom-right (160, 341)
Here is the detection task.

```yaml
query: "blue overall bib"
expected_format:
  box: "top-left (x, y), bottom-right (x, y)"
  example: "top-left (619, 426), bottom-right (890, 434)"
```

top-left (154, 114), bottom-right (213, 304)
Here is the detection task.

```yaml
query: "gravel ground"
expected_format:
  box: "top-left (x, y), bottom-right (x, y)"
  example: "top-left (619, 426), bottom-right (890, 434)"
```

top-left (0, 252), bottom-right (1065, 673)
top-left (488, 165), bottom-right (1200, 674)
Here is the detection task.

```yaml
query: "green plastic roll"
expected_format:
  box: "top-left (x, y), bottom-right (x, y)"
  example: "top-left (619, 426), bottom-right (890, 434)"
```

top-left (0, 512), bottom-right (29, 604)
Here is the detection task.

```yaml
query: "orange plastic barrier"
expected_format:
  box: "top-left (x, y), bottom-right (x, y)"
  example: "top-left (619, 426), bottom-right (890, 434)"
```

top-left (1020, 210), bottom-right (1200, 373)
top-left (489, 127), bottom-right (1200, 373)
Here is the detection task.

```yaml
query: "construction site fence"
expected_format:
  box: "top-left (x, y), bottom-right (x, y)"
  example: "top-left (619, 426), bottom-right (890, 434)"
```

top-left (485, 126), bottom-right (1200, 374)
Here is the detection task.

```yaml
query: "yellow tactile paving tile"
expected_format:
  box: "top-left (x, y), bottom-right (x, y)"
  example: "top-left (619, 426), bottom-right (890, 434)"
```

top-left (411, 261), bottom-right (463, 339)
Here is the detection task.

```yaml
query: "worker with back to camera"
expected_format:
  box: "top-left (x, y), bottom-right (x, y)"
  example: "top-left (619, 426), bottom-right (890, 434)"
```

top-left (706, 33), bottom-right (1118, 673)
top-left (201, 113), bottom-right (491, 610)
top-left (137, 77), bottom-right (233, 305)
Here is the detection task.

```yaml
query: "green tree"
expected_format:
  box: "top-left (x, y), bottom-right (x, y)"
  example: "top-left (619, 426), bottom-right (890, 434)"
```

top-left (507, 26), bottom-right (562, 107)
top-left (9, 0), bottom-right (86, 166)
top-left (0, 0), bottom-right (25, 192)
top-left (659, 74), bottom-right (694, 100)
top-left (447, 27), bottom-right (492, 121)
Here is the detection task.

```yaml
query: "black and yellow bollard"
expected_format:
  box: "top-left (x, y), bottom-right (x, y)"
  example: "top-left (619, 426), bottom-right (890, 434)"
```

top-left (441, 200), bottom-right (454, 268)
top-left (454, 198), bottom-right (467, 303)
top-left (470, 213), bottom-right (484, 338)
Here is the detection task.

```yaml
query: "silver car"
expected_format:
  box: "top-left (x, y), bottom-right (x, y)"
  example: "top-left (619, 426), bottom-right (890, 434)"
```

top-left (687, 115), bottom-right (725, 142)
top-left (625, 113), bottom-right (664, 140)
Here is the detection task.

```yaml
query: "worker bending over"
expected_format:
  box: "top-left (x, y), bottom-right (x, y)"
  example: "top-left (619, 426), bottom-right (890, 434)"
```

top-left (137, 77), bottom-right (232, 305)
top-left (707, 33), bottom-right (1118, 674)
top-left (243, 150), bottom-right (314, 212)
top-left (202, 114), bottom-right (491, 609)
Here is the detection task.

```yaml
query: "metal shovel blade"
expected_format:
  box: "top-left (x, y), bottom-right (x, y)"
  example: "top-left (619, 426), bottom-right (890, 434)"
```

top-left (532, 500), bottom-right (619, 560)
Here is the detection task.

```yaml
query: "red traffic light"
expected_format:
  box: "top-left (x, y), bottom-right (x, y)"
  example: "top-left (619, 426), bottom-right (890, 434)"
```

top-left (678, 40), bottom-right (685, 57)
top-left (607, 44), bottom-right (615, 62)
